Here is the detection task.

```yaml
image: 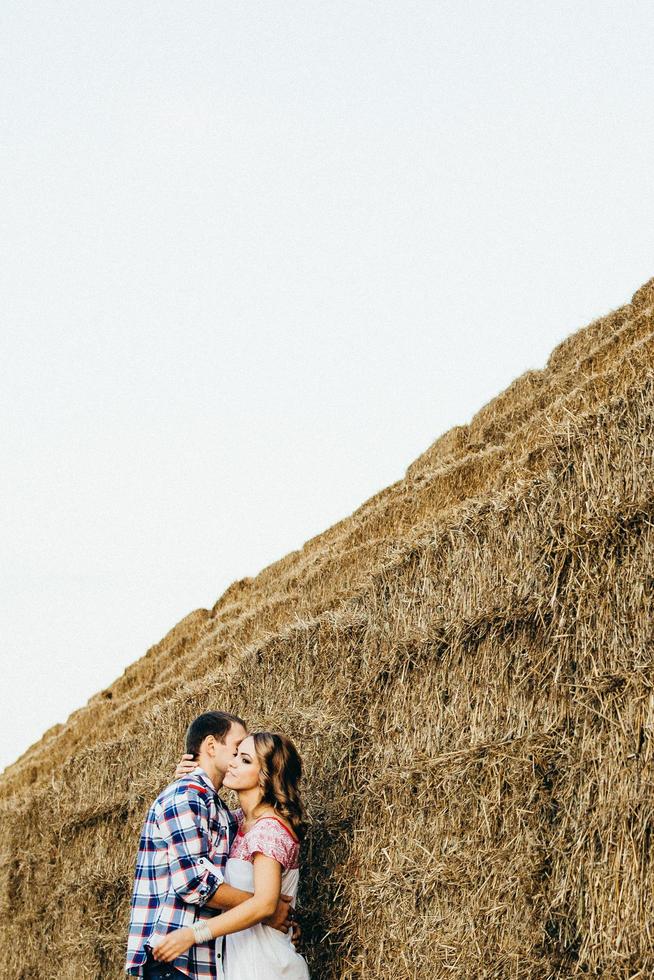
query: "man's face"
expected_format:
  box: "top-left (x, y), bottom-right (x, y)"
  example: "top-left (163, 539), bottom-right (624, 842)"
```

top-left (211, 722), bottom-right (248, 778)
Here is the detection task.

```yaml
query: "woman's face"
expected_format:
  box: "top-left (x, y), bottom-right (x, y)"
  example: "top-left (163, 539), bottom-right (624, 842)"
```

top-left (223, 734), bottom-right (261, 792)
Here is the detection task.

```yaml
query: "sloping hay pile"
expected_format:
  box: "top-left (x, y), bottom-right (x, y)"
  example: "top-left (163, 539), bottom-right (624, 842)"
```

top-left (1, 277), bottom-right (654, 979)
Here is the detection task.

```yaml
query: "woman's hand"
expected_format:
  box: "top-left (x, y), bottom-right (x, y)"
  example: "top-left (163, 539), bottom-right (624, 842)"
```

top-left (174, 752), bottom-right (197, 779)
top-left (151, 926), bottom-right (195, 962)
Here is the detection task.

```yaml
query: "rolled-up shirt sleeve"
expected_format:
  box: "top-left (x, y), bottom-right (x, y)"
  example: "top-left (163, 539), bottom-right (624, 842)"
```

top-left (157, 789), bottom-right (223, 905)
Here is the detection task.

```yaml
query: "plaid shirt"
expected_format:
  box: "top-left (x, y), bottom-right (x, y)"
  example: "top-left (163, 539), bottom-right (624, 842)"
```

top-left (125, 767), bottom-right (238, 979)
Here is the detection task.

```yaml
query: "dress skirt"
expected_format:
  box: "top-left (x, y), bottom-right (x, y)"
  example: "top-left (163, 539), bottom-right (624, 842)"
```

top-left (217, 856), bottom-right (310, 980)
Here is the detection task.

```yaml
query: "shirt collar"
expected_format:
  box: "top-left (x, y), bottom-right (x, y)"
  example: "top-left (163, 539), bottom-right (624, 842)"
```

top-left (190, 765), bottom-right (217, 793)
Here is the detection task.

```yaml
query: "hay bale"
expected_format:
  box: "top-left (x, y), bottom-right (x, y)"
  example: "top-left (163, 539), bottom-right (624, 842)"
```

top-left (2, 276), bottom-right (654, 978)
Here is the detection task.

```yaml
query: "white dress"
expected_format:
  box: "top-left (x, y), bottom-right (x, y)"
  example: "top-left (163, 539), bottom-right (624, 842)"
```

top-left (217, 813), bottom-right (310, 980)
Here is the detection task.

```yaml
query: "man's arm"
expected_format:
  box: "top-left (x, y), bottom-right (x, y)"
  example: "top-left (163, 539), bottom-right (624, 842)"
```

top-left (152, 854), bottom-right (285, 964)
top-left (157, 788), bottom-right (223, 906)
top-left (204, 882), bottom-right (252, 910)
top-left (206, 880), bottom-right (294, 935)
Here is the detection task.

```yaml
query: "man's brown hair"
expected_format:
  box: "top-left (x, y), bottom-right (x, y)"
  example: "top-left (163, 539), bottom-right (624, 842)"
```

top-left (185, 710), bottom-right (247, 757)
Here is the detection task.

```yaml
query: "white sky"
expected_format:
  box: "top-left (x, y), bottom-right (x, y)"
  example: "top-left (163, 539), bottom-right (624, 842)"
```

top-left (2, 1), bottom-right (653, 774)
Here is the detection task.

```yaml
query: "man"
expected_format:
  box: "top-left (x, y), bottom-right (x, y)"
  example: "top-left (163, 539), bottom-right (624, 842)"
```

top-left (125, 711), bottom-right (294, 979)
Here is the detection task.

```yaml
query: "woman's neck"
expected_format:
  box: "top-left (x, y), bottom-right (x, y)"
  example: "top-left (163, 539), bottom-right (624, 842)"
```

top-left (237, 786), bottom-right (268, 820)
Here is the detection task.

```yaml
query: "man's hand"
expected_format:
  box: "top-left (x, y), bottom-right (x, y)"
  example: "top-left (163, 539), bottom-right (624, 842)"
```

top-left (290, 917), bottom-right (302, 948)
top-left (262, 893), bottom-right (293, 933)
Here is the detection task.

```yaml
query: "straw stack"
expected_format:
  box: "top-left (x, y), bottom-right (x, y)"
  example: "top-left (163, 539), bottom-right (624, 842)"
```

top-left (2, 277), bottom-right (654, 978)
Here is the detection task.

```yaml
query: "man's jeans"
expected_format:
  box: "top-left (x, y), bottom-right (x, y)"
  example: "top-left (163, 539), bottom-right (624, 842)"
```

top-left (141, 948), bottom-right (188, 979)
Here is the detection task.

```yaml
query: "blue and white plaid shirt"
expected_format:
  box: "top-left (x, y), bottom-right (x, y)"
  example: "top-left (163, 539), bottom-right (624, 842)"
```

top-left (125, 766), bottom-right (238, 979)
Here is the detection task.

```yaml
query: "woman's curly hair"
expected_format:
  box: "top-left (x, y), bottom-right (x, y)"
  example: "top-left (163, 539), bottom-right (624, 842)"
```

top-left (252, 732), bottom-right (307, 840)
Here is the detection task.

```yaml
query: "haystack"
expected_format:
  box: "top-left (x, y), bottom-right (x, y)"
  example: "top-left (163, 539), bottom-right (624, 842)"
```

top-left (2, 277), bottom-right (654, 979)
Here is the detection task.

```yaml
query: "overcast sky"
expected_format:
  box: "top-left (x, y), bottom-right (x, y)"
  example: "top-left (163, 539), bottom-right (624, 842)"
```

top-left (2, 1), bottom-right (653, 774)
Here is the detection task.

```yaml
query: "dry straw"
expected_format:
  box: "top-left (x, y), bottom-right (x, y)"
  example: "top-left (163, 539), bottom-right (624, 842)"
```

top-left (1, 277), bottom-right (654, 978)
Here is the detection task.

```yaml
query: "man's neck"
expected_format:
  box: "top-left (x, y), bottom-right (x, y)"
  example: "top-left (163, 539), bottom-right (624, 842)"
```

top-left (194, 762), bottom-right (223, 791)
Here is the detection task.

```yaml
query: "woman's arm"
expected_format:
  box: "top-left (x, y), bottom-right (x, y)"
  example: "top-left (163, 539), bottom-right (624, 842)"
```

top-left (207, 853), bottom-right (282, 934)
top-left (151, 854), bottom-right (284, 963)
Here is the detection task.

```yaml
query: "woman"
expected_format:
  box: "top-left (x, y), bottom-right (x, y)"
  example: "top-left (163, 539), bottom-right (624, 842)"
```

top-left (152, 731), bottom-right (310, 980)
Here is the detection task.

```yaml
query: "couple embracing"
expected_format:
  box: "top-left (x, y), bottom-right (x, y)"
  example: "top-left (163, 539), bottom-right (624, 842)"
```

top-left (125, 711), bottom-right (310, 980)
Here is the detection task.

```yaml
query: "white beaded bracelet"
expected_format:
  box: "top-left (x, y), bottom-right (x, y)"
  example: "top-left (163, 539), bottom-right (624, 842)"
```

top-left (192, 922), bottom-right (214, 944)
